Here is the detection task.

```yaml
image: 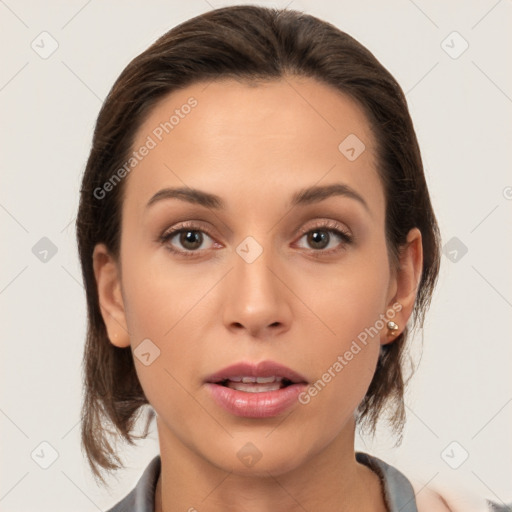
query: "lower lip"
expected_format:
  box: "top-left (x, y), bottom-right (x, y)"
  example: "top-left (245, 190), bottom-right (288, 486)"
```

top-left (205, 382), bottom-right (307, 418)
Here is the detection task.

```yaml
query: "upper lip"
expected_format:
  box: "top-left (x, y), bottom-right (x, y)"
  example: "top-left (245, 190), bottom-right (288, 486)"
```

top-left (205, 360), bottom-right (308, 384)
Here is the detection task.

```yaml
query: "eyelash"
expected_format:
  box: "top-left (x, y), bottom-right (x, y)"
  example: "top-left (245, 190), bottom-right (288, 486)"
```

top-left (158, 219), bottom-right (353, 259)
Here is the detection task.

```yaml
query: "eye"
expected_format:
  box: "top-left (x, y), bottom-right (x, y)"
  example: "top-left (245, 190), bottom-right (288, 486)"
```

top-left (158, 219), bottom-right (353, 258)
top-left (159, 221), bottom-right (217, 256)
top-left (296, 220), bottom-right (353, 255)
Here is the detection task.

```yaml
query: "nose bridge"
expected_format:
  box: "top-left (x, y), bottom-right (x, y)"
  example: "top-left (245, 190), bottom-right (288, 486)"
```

top-left (223, 232), bottom-right (291, 335)
top-left (234, 233), bottom-right (280, 306)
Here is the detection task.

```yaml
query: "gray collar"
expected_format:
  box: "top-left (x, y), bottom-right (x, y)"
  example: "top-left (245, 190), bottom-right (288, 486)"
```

top-left (107, 452), bottom-right (418, 512)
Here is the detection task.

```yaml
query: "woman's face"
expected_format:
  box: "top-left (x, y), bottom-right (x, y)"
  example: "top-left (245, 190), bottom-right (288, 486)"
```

top-left (95, 76), bottom-right (418, 475)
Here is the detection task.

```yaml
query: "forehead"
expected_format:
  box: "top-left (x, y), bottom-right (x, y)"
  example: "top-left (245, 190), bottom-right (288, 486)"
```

top-left (125, 76), bottom-right (381, 215)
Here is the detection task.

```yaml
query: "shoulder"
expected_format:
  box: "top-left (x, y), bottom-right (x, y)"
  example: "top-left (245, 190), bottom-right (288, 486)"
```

top-left (411, 478), bottom-right (493, 512)
top-left (412, 483), bottom-right (452, 512)
top-left (105, 455), bottom-right (161, 512)
top-left (356, 452), bottom-right (453, 511)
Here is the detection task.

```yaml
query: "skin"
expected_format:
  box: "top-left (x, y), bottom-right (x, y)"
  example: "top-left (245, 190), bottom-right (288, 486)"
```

top-left (93, 76), bottom-right (425, 512)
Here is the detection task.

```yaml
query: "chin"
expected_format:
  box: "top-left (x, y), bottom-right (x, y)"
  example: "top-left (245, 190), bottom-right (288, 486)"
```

top-left (204, 437), bottom-right (313, 478)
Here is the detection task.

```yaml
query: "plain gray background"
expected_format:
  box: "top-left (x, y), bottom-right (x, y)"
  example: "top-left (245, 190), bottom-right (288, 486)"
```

top-left (1, 0), bottom-right (511, 510)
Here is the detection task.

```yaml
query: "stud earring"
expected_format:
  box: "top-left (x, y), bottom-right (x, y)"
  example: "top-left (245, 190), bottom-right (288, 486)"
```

top-left (387, 321), bottom-right (399, 336)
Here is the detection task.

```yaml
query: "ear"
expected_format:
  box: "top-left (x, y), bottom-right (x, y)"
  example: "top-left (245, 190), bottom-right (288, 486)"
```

top-left (381, 227), bottom-right (423, 345)
top-left (92, 243), bottom-right (131, 348)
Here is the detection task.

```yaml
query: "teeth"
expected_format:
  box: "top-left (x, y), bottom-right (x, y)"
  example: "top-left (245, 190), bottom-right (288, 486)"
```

top-left (221, 376), bottom-right (288, 392)
top-left (228, 376), bottom-right (284, 384)
top-left (226, 382), bottom-right (282, 392)
top-left (256, 376), bottom-right (281, 384)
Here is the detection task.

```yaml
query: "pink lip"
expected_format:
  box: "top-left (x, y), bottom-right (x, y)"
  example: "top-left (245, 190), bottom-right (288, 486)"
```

top-left (204, 360), bottom-right (308, 419)
top-left (204, 360), bottom-right (308, 384)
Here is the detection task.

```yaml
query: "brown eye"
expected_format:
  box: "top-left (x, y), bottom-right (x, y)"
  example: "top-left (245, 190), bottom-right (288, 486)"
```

top-left (159, 222), bottom-right (216, 256)
top-left (306, 230), bottom-right (331, 250)
top-left (296, 220), bottom-right (353, 255)
top-left (177, 230), bottom-right (204, 251)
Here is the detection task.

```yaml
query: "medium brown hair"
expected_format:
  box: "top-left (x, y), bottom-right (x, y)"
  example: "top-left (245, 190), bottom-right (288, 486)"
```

top-left (76, 5), bottom-right (441, 484)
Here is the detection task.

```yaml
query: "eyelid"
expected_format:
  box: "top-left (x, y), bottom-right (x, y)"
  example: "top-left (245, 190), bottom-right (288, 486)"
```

top-left (160, 219), bottom-right (214, 238)
top-left (160, 221), bottom-right (217, 243)
top-left (159, 218), bottom-right (353, 257)
top-left (297, 218), bottom-right (351, 237)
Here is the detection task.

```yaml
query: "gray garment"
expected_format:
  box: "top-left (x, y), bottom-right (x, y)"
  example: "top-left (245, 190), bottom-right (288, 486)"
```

top-left (105, 452), bottom-right (419, 511)
top-left (488, 504), bottom-right (512, 511)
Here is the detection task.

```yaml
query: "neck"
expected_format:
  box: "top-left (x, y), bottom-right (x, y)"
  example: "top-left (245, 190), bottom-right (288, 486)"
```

top-left (154, 415), bottom-right (387, 512)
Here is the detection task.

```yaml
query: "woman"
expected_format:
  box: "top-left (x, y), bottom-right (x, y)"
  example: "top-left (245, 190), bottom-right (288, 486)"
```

top-left (76, 5), bottom-right (498, 512)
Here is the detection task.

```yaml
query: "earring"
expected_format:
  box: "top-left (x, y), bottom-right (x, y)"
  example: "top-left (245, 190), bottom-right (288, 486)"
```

top-left (387, 321), bottom-right (399, 336)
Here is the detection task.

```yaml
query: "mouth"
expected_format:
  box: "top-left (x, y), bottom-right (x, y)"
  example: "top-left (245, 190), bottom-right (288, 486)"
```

top-left (204, 360), bottom-right (308, 418)
top-left (216, 375), bottom-right (296, 393)
top-left (205, 360), bottom-right (308, 390)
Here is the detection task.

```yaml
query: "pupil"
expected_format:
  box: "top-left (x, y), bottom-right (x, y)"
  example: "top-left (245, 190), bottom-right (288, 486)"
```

top-left (181, 230), bottom-right (201, 249)
top-left (309, 230), bottom-right (328, 249)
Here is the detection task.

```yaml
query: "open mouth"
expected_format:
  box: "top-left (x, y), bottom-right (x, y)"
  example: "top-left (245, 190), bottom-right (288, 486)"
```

top-left (217, 376), bottom-right (295, 393)
top-left (204, 360), bottom-right (308, 417)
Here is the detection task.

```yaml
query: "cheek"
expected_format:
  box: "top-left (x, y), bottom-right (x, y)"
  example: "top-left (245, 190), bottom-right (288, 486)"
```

top-left (306, 249), bottom-right (391, 344)
top-left (118, 245), bottom-right (222, 407)
top-left (120, 261), bottom-right (207, 424)
top-left (121, 266), bottom-right (207, 376)
top-left (120, 241), bottom-right (207, 339)
top-left (295, 252), bottom-right (390, 416)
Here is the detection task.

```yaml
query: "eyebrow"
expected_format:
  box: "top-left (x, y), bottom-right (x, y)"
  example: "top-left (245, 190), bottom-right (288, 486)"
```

top-left (145, 183), bottom-right (369, 212)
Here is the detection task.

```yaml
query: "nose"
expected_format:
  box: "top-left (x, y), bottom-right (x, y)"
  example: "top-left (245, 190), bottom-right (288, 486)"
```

top-left (222, 240), bottom-right (292, 339)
